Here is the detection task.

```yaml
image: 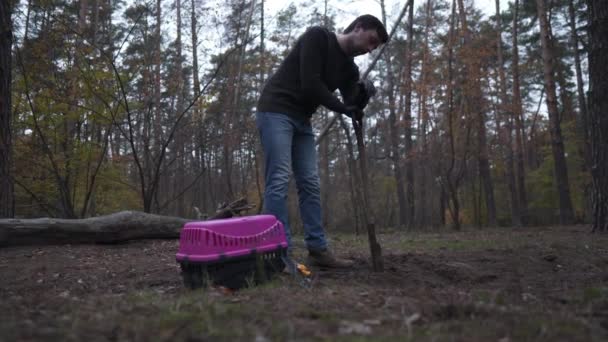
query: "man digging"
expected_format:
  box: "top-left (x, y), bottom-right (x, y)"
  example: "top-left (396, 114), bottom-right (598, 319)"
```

top-left (256, 15), bottom-right (388, 268)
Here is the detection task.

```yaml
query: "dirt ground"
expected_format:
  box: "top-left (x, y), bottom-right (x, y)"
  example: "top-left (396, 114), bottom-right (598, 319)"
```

top-left (2, 225), bottom-right (608, 341)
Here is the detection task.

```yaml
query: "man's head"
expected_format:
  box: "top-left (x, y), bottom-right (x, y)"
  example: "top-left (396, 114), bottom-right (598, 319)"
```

top-left (342, 15), bottom-right (389, 57)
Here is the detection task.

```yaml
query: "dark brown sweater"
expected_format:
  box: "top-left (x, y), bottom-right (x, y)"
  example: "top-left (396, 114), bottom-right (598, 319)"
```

top-left (257, 26), bottom-right (360, 120)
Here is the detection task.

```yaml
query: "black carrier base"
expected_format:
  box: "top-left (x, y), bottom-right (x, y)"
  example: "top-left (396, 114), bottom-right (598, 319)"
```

top-left (179, 249), bottom-right (287, 290)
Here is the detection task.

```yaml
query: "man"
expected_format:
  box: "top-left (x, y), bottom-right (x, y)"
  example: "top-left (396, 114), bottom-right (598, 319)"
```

top-left (256, 15), bottom-right (389, 268)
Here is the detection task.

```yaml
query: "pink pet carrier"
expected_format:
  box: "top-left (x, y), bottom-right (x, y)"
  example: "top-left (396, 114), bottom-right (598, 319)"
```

top-left (176, 215), bottom-right (288, 289)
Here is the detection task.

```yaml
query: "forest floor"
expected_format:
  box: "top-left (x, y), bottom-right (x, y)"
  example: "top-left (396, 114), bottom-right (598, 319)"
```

top-left (2, 224), bottom-right (608, 341)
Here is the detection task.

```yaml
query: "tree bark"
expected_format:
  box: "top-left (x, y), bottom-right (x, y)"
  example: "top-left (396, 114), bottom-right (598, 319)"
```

top-left (445, 0), bottom-right (460, 230)
top-left (477, 104), bottom-right (497, 226)
top-left (0, 198), bottom-right (254, 246)
top-left (190, 0), bottom-right (201, 104)
top-left (174, 0), bottom-right (186, 217)
top-left (495, 0), bottom-right (521, 226)
top-left (536, 0), bottom-right (575, 225)
top-left (154, 0), bottom-right (163, 151)
top-left (511, 0), bottom-right (529, 224)
top-left (0, 211), bottom-right (188, 246)
top-left (380, 0), bottom-right (407, 228)
top-left (569, 0), bottom-right (590, 166)
top-left (403, 0), bottom-right (415, 228)
top-left (153, 0), bottom-right (163, 212)
top-left (457, 0), bottom-right (497, 226)
top-left (259, 0), bottom-right (265, 86)
top-left (586, 0), bottom-right (608, 231)
top-left (191, 0), bottom-right (204, 212)
top-left (418, 0), bottom-right (432, 228)
top-left (0, 0), bottom-right (14, 218)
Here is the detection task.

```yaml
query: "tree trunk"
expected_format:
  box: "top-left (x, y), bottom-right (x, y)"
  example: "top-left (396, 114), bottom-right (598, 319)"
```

top-left (0, 211), bottom-right (188, 246)
top-left (511, 0), bottom-right (529, 224)
top-left (154, 0), bottom-right (163, 149)
top-left (174, 0), bottom-right (186, 217)
top-left (569, 0), bottom-right (590, 166)
top-left (439, 183), bottom-right (446, 226)
top-left (190, 0), bottom-right (201, 103)
top-left (478, 115), bottom-right (497, 226)
top-left (0, 0), bottom-right (14, 218)
top-left (445, 0), bottom-right (460, 231)
top-left (83, 0), bottom-right (101, 217)
top-left (190, 0), bottom-right (204, 212)
top-left (418, 0), bottom-right (432, 228)
top-left (0, 198), bottom-right (254, 246)
top-left (403, 0), bottom-right (415, 228)
top-left (495, 0), bottom-right (521, 226)
top-left (146, 0), bottom-right (163, 213)
top-left (536, 0), bottom-right (575, 225)
top-left (457, 0), bottom-right (497, 226)
top-left (556, 65), bottom-right (576, 124)
top-left (380, 0), bottom-right (407, 228)
top-left (259, 0), bottom-right (265, 86)
top-left (586, 0), bottom-right (608, 231)
top-left (154, 0), bottom-right (163, 159)
top-left (255, 0), bottom-right (265, 214)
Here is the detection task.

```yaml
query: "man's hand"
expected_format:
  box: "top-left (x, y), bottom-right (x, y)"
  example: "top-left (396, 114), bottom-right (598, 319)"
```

top-left (360, 79), bottom-right (376, 98)
top-left (342, 80), bottom-right (375, 123)
top-left (344, 105), bottom-right (364, 123)
top-left (354, 80), bottom-right (376, 110)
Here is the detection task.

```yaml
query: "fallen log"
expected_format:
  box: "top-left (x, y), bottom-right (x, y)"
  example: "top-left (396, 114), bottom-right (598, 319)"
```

top-left (0, 198), bottom-right (255, 247)
top-left (0, 211), bottom-right (189, 247)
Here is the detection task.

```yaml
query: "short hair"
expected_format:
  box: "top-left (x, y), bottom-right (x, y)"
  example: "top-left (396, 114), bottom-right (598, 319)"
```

top-left (344, 15), bottom-right (389, 44)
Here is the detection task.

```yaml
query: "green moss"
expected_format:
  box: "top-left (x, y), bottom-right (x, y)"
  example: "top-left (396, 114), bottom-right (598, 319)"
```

top-left (583, 286), bottom-right (608, 304)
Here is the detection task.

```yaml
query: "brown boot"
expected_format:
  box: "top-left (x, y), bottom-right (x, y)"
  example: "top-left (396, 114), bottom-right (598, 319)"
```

top-left (306, 249), bottom-right (354, 268)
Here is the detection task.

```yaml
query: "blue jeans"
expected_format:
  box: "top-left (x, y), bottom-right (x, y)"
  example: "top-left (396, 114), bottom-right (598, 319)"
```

top-left (256, 112), bottom-right (328, 252)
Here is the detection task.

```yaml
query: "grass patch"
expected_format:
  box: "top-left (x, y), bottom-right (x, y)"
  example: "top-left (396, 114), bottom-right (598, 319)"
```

top-left (302, 228), bottom-right (549, 255)
top-left (583, 286), bottom-right (608, 304)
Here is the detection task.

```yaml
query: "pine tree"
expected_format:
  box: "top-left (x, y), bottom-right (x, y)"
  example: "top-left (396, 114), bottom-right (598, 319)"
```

top-left (0, 0), bottom-right (15, 218)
